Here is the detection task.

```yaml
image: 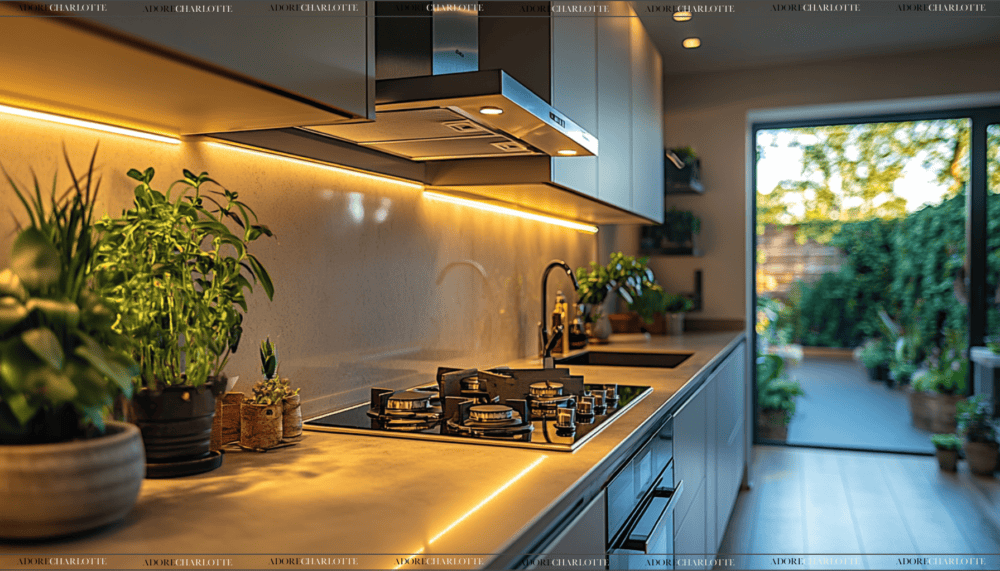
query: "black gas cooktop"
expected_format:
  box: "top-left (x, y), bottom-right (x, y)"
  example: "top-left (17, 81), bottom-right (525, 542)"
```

top-left (304, 366), bottom-right (652, 452)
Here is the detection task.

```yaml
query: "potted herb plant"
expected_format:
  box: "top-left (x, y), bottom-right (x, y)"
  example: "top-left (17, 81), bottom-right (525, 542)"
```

top-left (930, 434), bottom-right (962, 472)
top-left (96, 168), bottom-right (274, 477)
top-left (575, 252), bottom-right (655, 342)
top-left (957, 395), bottom-right (998, 476)
top-left (756, 353), bottom-right (804, 441)
top-left (662, 293), bottom-right (695, 336)
top-left (0, 154), bottom-right (143, 538)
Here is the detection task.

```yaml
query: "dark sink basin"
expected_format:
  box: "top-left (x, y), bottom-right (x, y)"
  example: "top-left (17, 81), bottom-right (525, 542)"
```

top-left (556, 351), bottom-right (693, 368)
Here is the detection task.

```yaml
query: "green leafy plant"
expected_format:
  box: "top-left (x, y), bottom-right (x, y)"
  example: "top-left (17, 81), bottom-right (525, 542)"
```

top-left (930, 433), bottom-right (963, 451)
top-left (858, 338), bottom-right (893, 369)
top-left (575, 253), bottom-right (655, 322)
top-left (923, 328), bottom-right (968, 395)
top-left (260, 337), bottom-right (278, 380)
top-left (662, 293), bottom-right (694, 314)
top-left (756, 353), bottom-right (804, 423)
top-left (662, 208), bottom-right (701, 243)
top-left (95, 168), bottom-right (274, 390)
top-left (957, 395), bottom-right (998, 444)
top-left (0, 152), bottom-right (138, 443)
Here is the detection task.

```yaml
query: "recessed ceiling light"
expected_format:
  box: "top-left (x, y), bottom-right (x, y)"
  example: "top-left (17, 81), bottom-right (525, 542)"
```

top-left (673, 11), bottom-right (692, 22)
top-left (682, 38), bottom-right (701, 49)
top-left (557, 149), bottom-right (578, 156)
top-left (479, 106), bottom-right (504, 115)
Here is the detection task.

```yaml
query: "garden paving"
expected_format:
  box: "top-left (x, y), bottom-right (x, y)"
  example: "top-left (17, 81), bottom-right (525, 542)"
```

top-left (785, 355), bottom-right (935, 454)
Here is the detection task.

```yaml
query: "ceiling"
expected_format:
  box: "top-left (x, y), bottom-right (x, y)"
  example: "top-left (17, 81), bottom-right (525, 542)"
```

top-left (635, 3), bottom-right (1000, 75)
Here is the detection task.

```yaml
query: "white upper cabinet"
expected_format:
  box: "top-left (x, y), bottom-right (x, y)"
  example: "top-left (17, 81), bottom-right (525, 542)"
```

top-left (550, 12), bottom-right (598, 198)
top-left (630, 15), bottom-right (665, 223)
top-left (596, 3), bottom-right (633, 212)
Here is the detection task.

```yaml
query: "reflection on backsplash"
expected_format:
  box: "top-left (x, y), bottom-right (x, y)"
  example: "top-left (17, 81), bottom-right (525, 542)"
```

top-left (0, 116), bottom-right (597, 418)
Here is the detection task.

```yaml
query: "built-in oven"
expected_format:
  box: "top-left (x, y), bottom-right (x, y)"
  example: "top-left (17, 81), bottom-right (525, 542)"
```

top-left (607, 414), bottom-right (683, 570)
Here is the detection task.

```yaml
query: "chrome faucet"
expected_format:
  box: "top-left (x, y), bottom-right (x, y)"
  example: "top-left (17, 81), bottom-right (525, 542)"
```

top-left (539, 260), bottom-right (580, 368)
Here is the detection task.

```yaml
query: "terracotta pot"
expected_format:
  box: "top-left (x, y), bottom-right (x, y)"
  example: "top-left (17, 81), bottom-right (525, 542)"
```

top-left (132, 382), bottom-right (219, 464)
top-left (0, 421), bottom-right (144, 539)
top-left (240, 402), bottom-right (282, 449)
top-left (965, 441), bottom-right (999, 476)
top-left (282, 394), bottom-right (303, 439)
top-left (930, 393), bottom-right (964, 434)
top-left (757, 410), bottom-right (789, 441)
top-left (908, 389), bottom-right (933, 431)
top-left (211, 392), bottom-right (244, 450)
top-left (935, 448), bottom-right (959, 472)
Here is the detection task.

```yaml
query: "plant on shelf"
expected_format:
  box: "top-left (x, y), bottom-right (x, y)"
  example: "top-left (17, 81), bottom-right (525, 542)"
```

top-left (957, 395), bottom-right (999, 476)
top-left (668, 146), bottom-right (698, 165)
top-left (95, 167), bottom-right (275, 476)
top-left (930, 433), bottom-right (962, 472)
top-left (575, 253), bottom-right (655, 340)
top-left (756, 353), bottom-right (804, 441)
top-left (0, 151), bottom-right (144, 538)
top-left (664, 146), bottom-right (703, 194)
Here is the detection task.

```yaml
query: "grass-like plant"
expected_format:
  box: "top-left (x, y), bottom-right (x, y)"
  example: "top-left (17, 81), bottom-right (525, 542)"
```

top-left (0, 150), bottom-right (137, 442)
top-left (95, 168), bottom-right (274, 390)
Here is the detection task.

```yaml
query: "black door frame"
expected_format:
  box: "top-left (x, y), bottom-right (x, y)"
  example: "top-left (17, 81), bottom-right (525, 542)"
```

top-left (750, 106), bottom-right (1000, 450)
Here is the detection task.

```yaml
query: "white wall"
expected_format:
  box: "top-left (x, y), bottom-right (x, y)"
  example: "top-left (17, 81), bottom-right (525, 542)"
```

top-left (623, 42), bottom-right (1000, 321)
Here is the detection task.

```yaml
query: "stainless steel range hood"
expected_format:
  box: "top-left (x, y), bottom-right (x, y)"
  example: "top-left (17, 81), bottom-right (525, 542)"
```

top-left (298, 3), bottom-right (597, 161)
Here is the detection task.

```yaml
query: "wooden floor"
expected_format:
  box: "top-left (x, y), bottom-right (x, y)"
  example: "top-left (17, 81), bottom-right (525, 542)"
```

top-left (716, 446), bottom-right (1000, 570)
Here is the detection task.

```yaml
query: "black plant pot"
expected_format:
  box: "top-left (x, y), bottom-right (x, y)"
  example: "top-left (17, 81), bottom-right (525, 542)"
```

top-left (132, 378), bottom-right (225, 478)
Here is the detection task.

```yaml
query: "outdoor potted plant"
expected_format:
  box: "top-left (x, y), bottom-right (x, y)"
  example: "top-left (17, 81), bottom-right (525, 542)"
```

top-left (575, 252), bottom-right (655, 342)
top-left (640, 208), bottom-right (702, 255)
top-left (908, 372), bottom-right (934, 431)
top-left (0, 154), bottom-right (143, 538)
top-left (930, 433), bottom-right (962, 472)
top-left (924, 330), bottom-right (968, 434)
top-left (96, 167), bottom-right (274, 477)
top-left (956, 395), bottom-right (998, 476)
top-left (858, 339), bottom-right (892, 382)
top-left (756, 353), bottom-right (805, 441)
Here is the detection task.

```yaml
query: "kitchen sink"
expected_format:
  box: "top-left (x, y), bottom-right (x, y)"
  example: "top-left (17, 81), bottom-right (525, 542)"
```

top-left (556, 351), bottom-right (693, 368)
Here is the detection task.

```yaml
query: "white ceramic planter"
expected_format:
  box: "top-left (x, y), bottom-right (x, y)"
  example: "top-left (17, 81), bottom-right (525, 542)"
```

top-left (0, 421), bottom-right (145, 539)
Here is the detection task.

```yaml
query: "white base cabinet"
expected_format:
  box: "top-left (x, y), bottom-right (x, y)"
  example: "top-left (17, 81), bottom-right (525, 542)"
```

top-left (674, 341), bottom-right (747, 570)
top-left (527, 491), bottom-right (606, 570)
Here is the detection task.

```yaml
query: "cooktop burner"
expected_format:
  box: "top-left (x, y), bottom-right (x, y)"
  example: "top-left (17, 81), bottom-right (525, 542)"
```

top-left (304, 366), bottom-right (652, 451)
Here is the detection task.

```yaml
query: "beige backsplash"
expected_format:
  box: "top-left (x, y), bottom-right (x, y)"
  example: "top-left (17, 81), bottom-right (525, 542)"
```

top-left (0, 115), bottom-right (597, 417)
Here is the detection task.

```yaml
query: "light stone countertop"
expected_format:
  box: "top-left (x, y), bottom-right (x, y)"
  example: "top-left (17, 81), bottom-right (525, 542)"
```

top-left (0, 331), bottom-right (745, 570)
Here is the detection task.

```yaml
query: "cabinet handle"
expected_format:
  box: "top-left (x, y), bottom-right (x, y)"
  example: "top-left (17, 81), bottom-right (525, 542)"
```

top-left (619, 480), bottom-right (684, 554)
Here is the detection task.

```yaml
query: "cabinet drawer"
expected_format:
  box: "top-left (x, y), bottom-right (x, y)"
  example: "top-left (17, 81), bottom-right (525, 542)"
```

top-left (607, 416), bottom-right (673, 542)
top-left (672, 382), bottom-right (707, 527)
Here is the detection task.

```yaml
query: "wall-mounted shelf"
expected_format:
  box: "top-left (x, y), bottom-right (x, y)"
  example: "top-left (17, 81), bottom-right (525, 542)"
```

top-left (665, 157), bottom-right (704, 194)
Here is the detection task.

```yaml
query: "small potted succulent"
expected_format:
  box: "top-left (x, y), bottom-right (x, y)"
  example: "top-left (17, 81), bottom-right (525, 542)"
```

top-left (957, 395), bottom-right (998, 476)
top-left (242, 375), bottom-right (291, 450)
top-left (756, 353), bottom-right (804, 441)
top-left (0, 153), bottom-right (143, 538)
top-left (260, 338), bottom-right (301, 439)
top-left (930, 433), bottom-right (962, 472)
top-left (96, 167), bottom-right (274, 477)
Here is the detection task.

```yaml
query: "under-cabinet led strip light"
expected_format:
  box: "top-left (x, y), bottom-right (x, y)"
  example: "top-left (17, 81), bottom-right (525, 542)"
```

top-left (203, 141), bottom-right (425, 191)
top-left (423, 191), bottom-right (599, 234)
top-left (0, 103), bottom-right (180, 145)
